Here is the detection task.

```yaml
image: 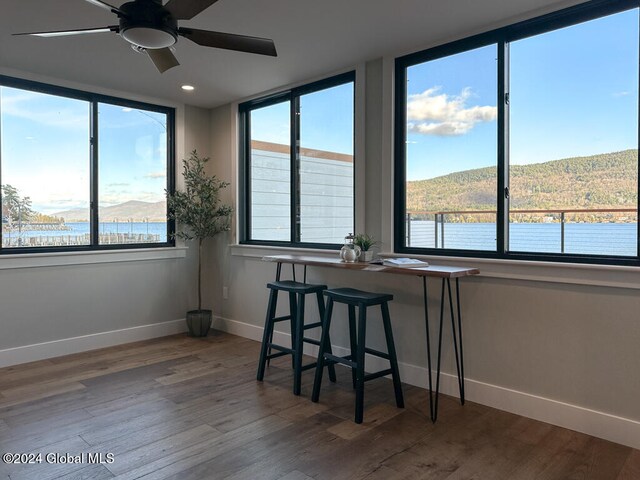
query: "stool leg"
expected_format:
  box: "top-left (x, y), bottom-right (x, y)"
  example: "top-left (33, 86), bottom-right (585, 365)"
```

top-left (348, 305), bottom-right (357, 389)
top-left (381, 301), bottom-right (404, 409)
top-left (293, 293), bottom-right (305, 396)
top-left (312, 297), bottom-right (333, 403)
top-left (266, 290), bottom-right (279, 367)
top-left (265, 327), bottom-right (275, 367)
top-left (289, 292), bottom-right (297, 370)
top-left (316, 291), bottom-right (336, 383)
top-left (257, 288), bottom-right (278, 381)
top-left (355, 304), bottom-right (367, 424)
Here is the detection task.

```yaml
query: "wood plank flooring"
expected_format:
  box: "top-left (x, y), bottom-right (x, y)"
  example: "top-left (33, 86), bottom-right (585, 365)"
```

top-left (0, 331), bottom-right (637, 479)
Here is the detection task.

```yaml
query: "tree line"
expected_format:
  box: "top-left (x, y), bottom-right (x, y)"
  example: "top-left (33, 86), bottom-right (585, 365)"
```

top-left (1, 185), bottom-right (65, 231)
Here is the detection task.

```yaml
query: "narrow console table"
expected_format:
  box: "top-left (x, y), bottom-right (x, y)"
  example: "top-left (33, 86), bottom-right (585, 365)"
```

top-left (262, 254), bottom-right (480, 422)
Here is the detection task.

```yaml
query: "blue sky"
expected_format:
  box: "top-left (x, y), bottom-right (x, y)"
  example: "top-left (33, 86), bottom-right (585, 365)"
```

top-left (0, 88), bottom-right (167, 214)
top-left (251, 82), bottom-right (354, 154)
top-left (406, 7), bottom-right (639, 180)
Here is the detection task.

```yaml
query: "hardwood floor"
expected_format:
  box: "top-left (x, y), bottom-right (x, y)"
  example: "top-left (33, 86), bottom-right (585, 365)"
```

top-left (0, 331), bottom-right (637, 479)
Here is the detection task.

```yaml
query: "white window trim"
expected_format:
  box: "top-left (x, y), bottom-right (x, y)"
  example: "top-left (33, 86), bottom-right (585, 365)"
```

top-left (0, 246), bottom-right (187, 270)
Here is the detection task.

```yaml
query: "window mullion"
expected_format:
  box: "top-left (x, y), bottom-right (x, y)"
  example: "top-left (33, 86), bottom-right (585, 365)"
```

top-left (90, 100), bottom-right (99, 247)
top-left (0, 91), bottom-right (3, 252)
top-left (637, 5), bottom-right (640, 259)
top-left (497, 41), bottom-right (510, 255)
top-left (291, 94), bottom-right (301, 244)
top-left (240, 108), bottom-right (251, 243)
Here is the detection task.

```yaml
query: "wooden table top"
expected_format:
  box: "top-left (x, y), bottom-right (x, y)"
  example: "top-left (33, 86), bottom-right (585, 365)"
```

top-left (263, 255), bottom-right (480, 279)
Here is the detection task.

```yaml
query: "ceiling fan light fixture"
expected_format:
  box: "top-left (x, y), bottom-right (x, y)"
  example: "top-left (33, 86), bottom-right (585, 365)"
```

top-left (121, 27), bottom-right (176, 49)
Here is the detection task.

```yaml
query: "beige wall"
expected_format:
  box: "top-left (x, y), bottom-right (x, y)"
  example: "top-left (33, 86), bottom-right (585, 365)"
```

top-left (0, 104), bottom-right (213, 354)
top-left (205, 59), bottom-right (640, 446)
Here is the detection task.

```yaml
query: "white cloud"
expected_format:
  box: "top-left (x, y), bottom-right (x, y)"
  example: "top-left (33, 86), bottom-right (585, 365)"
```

top-left (407, 87), bottom-right (496, 136)
top-left (143, 171), bottom-right (166, 179)
top-left (613, 91), bottom-right (630, 98)
top-left (1, 90), bottom-right (89, 130)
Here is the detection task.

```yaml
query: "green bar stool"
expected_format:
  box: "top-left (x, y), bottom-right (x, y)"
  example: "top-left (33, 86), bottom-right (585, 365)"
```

top-left (257, 280), bottom-right (337, 395)
top-left (311, 287), bottom-right (404, 423)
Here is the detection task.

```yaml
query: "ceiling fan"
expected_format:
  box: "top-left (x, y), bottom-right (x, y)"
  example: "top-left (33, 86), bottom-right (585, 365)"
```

top-left (13, 0), bottom-right (277, 73)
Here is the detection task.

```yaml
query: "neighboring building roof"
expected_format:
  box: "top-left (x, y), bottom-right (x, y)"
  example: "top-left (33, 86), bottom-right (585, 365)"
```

top-left (251, 140), bottom-right (353, 163)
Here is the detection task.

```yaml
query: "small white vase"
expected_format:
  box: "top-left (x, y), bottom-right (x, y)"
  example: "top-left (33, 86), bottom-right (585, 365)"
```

top-left (361, 250), bottom-right (374, 262)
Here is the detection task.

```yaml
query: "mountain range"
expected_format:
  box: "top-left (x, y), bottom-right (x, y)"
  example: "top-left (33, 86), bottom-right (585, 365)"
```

top-left (54, 200), bottom-right (166, 222)
top-left (407, 149), bottom-right (638, 217)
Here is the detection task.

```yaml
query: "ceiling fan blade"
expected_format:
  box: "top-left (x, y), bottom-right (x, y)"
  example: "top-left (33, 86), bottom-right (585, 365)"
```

top-left (164, 0), bottom-right (220, 20)
top-left (179, 28), bottom-right (277, 57)
top-left (13, 26), bottom-right (119, 37)
top-left (146, 47), bottom-right (180, 73)
top-left (84, 0), bottom-right (124, 15)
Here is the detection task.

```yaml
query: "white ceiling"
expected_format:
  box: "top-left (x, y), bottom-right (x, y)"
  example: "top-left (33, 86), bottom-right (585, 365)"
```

top-left (0, 0), bottom-right (584, 108)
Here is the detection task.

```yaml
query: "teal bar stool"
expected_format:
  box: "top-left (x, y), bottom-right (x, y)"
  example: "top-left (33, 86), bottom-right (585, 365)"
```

top-left (311, 287), bottom-right (404, 423)
top-left (257, 280), bottom-right (337, 395)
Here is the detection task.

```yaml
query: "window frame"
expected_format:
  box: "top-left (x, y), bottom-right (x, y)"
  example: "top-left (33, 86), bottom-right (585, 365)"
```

top-left (239, 71), bottom-right (356, 249)
top-left (0, 74), bottom-right (175, 255)
top-left (394, 0), bottom-right (640, 266)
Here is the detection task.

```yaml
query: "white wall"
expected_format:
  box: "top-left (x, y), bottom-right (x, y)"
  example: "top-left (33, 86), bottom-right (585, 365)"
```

top-left (0, 70), bottom-right (212, 363)
top-left (205, 57), bottom-right (640, 450)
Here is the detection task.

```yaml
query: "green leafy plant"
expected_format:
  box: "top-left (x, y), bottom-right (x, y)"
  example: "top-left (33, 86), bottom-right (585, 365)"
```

top-left (353, 233), bottom-right (378, 251)
top-left (167, 151), bottom-right (232, 311)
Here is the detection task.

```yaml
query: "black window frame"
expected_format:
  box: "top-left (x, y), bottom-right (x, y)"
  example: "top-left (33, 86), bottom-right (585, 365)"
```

top-left (394, 0), bottom-right (640, 266)
top-left (239, 71), bottom-right (356, 249)
top-left (0, 74), bottom-right (175, 254)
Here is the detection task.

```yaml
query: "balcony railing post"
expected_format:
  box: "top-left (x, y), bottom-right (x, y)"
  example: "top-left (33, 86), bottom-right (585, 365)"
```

top-left (434, 213), bottom-right (439, 248)
top-left (440, 213), bottom-right (445, 249)
top-left (406, 212), bottom-right (411, 247)
top-left (560, 211), bottom-right (565, 253)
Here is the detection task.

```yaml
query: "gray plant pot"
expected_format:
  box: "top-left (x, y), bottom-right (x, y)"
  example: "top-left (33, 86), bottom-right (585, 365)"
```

top-left (186, 309), bottom-right (212, 337)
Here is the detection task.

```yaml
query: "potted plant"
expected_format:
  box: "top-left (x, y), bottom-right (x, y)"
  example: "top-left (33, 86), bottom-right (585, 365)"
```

top-left (353, 233), bottom-right (378, 262)
top-left (167, 150), bottom-right (232, 337)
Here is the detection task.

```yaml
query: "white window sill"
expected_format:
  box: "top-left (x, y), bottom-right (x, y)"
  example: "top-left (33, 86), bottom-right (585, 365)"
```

top-left (0, 247), bottom-right (188, 270)
top-left (230, 244), bottom-right (338, 258)
top-left (230, 244), bottom-right (640, 290)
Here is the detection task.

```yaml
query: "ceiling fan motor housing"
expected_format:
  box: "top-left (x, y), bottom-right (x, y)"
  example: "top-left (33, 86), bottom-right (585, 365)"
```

top-left (119, 0), bottom-right (178, 49)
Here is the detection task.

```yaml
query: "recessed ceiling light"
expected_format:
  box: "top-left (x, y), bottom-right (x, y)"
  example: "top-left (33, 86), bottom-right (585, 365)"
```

top-left (181, 85), bottom-right (195, 91)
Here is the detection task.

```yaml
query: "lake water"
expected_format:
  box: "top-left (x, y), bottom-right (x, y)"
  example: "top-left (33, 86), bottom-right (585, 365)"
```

top-left (408, 221), bottom-right (638, 256)
top-left (3, 220), bottom-right (638, 256)
top-left (2, 222), bottom-right (168, 245)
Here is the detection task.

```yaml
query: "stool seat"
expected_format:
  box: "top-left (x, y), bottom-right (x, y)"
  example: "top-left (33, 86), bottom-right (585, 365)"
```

top-left (267, 280), bottom-right (327, 294)
top-left (325, 288), bottom-right (393, 306)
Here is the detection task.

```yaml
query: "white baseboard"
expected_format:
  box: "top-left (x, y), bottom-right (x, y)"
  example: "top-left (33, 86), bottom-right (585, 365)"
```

top-left (0, 319), bottom-right (187, 368)
top-left (212, 315), bottom-right (640, 450)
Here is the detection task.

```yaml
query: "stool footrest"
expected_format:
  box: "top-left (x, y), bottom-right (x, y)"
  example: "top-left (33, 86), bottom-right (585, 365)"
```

top-left (303, 322), bottom-right (322, 330)
top-left (301, 362), bottom-right (319, 372)
top-left (266, 351), bottom-right (290, 360)
top-left (269, 344), bottom-right (294, 355)
top-left (364, 369), bottom-right (393, 382)
top-left (302, 337), bottom-right (320, 346)
top-left (364, 347), bottom-right (390, 360)
top-left (273, 315), bottom-right (292, 322)
top-left (324, 353), bottom-right (356, 369)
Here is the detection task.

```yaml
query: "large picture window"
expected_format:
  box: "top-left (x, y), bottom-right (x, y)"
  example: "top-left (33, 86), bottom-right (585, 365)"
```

top-left (240, 72), bottom-right (355, 247)
top-left (0, 76), bottom-right (174, 253)
top-left (395, 0), bottom-right (640, 265)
